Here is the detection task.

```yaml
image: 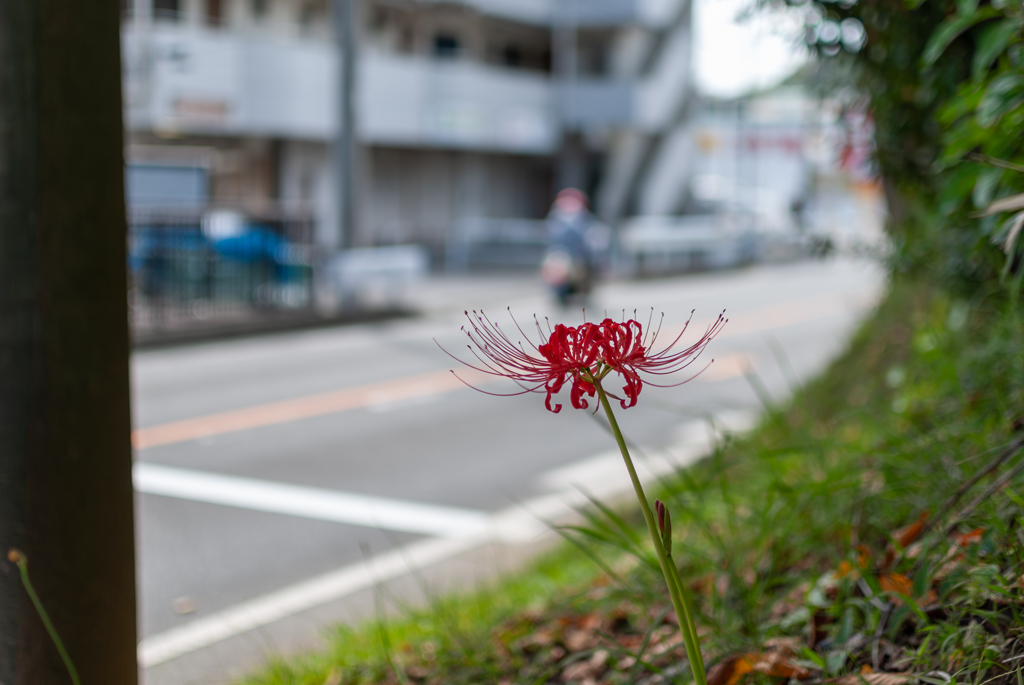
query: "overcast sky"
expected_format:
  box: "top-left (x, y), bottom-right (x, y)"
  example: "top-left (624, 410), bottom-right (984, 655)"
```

top-left (693, 0), bottom-right (809, 98)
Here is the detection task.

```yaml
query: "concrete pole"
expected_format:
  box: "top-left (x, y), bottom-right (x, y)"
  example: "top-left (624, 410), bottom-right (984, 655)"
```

top-left (334, 0), bottom-right (356, 250)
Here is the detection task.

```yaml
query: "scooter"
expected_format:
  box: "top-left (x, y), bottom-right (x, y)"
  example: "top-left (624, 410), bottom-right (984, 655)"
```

top-left (540, 247), bottom-right (593, 307)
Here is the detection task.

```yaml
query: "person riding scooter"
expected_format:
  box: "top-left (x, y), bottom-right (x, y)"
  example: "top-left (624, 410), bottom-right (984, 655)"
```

top-left (541, 188), bottom-right (611, 307)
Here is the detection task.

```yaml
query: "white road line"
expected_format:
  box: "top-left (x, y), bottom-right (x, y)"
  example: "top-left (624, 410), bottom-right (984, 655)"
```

top-left (137, 534), bottom-right (481, 668)
top-left (133, 463), bottom-right (488, 539)
top-left (138, 415), bottom-right (761, 668)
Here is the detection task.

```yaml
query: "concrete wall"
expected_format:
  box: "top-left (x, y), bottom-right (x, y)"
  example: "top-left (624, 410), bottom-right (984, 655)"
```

top-left (274, 142), bottom-right (553, 250)
top-left (362, 148), bottom-right (553, 248)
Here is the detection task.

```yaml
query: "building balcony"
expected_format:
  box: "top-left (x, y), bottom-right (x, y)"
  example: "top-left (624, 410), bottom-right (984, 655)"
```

top-left (559, 0), bottom-right (685, 27)
top-left (565, 25), bottom-right (691, 132)
top-left (361, 52), bottom-right (557, 153)
top-left (458, 0), bottom-right (685, 27)
top-left (123, 24), bottom-right (559, 153)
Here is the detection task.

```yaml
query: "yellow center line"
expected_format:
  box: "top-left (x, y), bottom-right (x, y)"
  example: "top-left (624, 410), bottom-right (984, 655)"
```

top-left (658, 289), bottom-right (874, 342)
top-left (132, 290), bottom-right (877, 451)
top-left (695, 352), bottom-right (751, 382)
top-left (132, 369), bottom-right (490, 450)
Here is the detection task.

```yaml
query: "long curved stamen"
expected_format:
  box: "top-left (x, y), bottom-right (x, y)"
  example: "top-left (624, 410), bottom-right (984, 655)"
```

top-left (507, 308), bottom-right (542, 353)
top-left (448, 370), bottom-right (545, 398)
top-left (644, 308), bottom-right (656, 347)
top-left (532, 314), bottom-right (546, 343)
top-left (440, 309), bottom-right (725, 413)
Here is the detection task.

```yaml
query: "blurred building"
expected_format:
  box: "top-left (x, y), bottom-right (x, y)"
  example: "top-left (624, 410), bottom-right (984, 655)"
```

top-left (120, 0), bottom-right (694, 259)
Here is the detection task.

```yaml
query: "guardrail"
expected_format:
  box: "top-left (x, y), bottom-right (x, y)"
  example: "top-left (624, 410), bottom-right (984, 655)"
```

top-left (326, 245), bottom-right (430, 308)
top-left (444, 217), bottom-right (550, 271)
top-left (619, 214), bottom-right (760, 276)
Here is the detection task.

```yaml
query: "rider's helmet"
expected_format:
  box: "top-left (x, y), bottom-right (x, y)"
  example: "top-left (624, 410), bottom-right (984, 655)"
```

top-left (554, 187), bottom-right (588, 214)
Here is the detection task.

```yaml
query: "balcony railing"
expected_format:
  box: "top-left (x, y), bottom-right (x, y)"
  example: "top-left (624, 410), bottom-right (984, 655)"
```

top-left (122, 0), bottom-right (682, 31)
top-left (123, 24), bottom-right (558, 151)
top-left (361, 53), bottom-right (557, 152)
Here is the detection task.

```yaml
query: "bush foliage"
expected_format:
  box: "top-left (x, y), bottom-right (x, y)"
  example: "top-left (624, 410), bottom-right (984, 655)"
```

top-left (790, 0), bottom-right (1024, 290)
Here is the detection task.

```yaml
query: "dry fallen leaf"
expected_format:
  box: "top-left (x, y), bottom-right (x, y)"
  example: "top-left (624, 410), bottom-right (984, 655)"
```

top-left (932, 545), bottom-right (968, 580)
top-left (561, 650), bottom-right (608, 682)
top-left (755, 639), bottom-right (813, 679)
top-left (616, 634), bottom-right (644, 650)
top-left (690, 574), bottom-right (716, 596)
top-left (404, 665), bottom-right (429, 680)
top-left (837, 560), bottom-right (858, 579)
top-left (752, 652), bottom-right (811, 680)
top-left (950, 528), bottom-right (984, 546)
top-left (764, 637), bottom-right (805, 654)
top-left (833, 671), bottom-right (913, 685)
top-left (879, 573), bottom-right (938, 606)
top-left (838, 545), bottom-right (874, 579)
top-left (884, 512), bottom-right (929, 568)
top-left (895, 513), bottom-right (930, 548)
top-left (562, 627), bottom-right (598, 652)
top-left (706, 654), bottom-right (757, 685)
top-left (616, 655), bottom-right (636, 671)
top-left (769, 582), bottom-right (810, 620)
top-left (517, 628), bottom-right (557, 651)
top-left (879, 573), bottom-right (913, 596)
top-left (648, 632), bottom-right (684, 657)
top-left (705, 642), bottom-right (811, 685)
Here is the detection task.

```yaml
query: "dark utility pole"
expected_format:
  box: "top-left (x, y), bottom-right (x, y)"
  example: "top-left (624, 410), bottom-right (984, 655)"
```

top-left (0, 1), bottom-right (139, 683)
top-left (334, 0), bottom-right (356, 249)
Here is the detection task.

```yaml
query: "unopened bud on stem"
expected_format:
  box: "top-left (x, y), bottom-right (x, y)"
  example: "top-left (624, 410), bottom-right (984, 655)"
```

top-left (654, 500), bottom-right (673, 556)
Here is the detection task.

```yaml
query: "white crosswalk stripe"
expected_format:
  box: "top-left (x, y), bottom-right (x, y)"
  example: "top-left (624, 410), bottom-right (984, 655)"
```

top-left (133, 463), bottom-right (489, 538)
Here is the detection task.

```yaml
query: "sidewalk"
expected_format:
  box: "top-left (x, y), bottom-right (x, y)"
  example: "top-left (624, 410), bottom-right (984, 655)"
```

top-left (131, 272), bottom-right (548, 348)
top-left (400, 272), bottom-right (548, 316)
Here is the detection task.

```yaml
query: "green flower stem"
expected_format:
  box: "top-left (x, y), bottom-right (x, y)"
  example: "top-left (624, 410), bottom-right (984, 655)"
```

top-left (9, 551), bottom-right (81, 685)
top-left (667, 548), bottom-right (706, 675)
top-left (657, 531), bottom-right (704, 676)
top-left (595, 385), bottom-right (707, 685)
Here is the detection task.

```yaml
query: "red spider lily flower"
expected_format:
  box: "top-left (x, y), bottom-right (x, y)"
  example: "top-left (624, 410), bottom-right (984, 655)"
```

top-left (442, 309), bottom-right (726, 413)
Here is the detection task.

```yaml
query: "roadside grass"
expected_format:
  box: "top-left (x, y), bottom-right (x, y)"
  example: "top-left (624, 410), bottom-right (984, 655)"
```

top-left (244, 277), bottom-right (1024, 685)
top-left (245, 536), bottom-right (610, 685)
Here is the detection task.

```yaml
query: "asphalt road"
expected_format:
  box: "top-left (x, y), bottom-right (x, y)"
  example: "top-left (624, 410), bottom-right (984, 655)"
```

top-left (132, 256), bottom-right (885, 677)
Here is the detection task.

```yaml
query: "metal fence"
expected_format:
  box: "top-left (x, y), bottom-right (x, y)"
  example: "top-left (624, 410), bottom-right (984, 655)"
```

top-left (128, 208), bottom-right (319, 337)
